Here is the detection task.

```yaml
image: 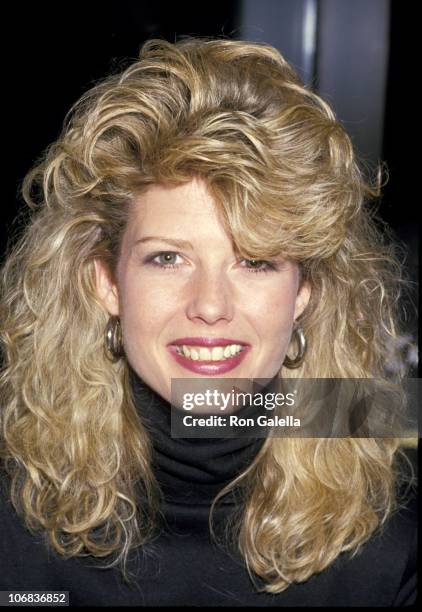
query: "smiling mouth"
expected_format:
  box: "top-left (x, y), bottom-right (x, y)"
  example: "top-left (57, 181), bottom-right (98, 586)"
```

top-left (173, 344), bottom-right (245, 362)
top-left (167, 342), bottom-right (250, 374)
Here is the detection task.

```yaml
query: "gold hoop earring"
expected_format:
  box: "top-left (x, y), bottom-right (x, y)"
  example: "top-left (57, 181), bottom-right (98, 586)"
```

top-left (105, 316), bottom-right (124, 362)
top-left (283, 325), bottom-right (307, 369)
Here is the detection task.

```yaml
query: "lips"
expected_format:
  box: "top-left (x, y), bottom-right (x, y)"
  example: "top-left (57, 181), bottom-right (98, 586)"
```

top-left (167, 338), bottom-right (250, 375)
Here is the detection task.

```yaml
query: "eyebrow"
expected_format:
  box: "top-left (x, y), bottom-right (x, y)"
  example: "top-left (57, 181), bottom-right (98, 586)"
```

top-left (132, 236), bottom-right (194, 249)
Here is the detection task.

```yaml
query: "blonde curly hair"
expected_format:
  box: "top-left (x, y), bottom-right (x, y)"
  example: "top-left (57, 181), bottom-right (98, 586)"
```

top-left (0, 37), bottom-right (414, 593)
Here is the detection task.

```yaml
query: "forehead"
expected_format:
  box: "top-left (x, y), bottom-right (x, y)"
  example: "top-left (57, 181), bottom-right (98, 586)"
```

top-left (126, 178), bottom-right (228, 238)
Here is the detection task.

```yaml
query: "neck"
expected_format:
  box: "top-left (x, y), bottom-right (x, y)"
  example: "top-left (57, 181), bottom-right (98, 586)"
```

top-left (129, 368), bottom-right (277, 504)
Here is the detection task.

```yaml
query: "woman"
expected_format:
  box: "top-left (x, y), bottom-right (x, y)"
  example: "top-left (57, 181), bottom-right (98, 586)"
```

top-left (0, 37), bottom-right (416, 606)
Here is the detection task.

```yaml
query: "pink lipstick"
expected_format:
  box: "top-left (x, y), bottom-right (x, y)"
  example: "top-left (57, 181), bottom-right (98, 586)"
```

top-left (167, 337), bottom-right (250, 375)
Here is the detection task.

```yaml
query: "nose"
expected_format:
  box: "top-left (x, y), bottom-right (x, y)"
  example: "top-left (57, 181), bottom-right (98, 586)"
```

top-left (186, 265), bottom-right (234, 325)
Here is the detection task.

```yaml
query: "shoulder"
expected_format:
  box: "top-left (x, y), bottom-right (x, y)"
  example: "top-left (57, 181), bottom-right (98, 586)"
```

top-left (0, 469), bottom-right (31, 549)
top-left (323, 467), bottom-right (418, 607)
top-left (388, 489), bottom-right (418, 606)
top-left (385, 447), bottom-right (418, 554)
top-left (0, 469), bottom-right (55, 590)
top-left (360, 483), bottom-right (418, 606)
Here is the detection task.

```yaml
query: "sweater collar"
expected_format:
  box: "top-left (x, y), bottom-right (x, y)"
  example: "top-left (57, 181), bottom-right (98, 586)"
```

top-left (129, 368), bottom-right (276, 503)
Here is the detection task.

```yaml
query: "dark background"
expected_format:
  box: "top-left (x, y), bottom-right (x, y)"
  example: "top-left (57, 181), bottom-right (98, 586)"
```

top-left (3, 0), bottom-right (419, 373)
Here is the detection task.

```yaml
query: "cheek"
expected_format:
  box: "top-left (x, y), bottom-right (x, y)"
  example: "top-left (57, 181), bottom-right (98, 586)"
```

top-left (118, 274), bottom-right (175, 334)
top-left (246, 281), bottom-right (298, 335)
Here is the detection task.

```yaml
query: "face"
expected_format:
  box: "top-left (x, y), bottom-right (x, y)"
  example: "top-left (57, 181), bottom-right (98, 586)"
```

top-left (95, 177), bottom-right (311, 402)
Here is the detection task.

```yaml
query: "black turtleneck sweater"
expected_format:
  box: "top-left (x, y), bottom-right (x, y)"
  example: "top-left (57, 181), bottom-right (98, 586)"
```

top-left (0, 373), bottom-right (417, 607)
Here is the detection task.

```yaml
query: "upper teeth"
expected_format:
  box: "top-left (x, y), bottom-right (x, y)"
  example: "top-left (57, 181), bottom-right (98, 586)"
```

top-left (175, 344), bottom-right (244, 361)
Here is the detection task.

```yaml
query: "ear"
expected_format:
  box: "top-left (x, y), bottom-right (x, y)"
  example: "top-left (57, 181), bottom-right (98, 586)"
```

top-left (94, 259), bottom-right (120, 316)
top-left (294, 280), bottom-right (311, 321)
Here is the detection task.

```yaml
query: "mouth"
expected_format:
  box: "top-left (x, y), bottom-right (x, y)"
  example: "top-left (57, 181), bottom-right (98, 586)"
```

top-left (167, 338), bottom-right (250, 375)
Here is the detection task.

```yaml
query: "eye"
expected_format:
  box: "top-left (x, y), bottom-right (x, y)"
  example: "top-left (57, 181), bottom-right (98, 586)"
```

top-left (241, 259), bottom-right (276, 274)
top-left (144, 252), bottom-right (278, 273)
top-left (146, 251), bottom-right (183, 268)
top-left (156, 252), bottom-right (180, 265)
